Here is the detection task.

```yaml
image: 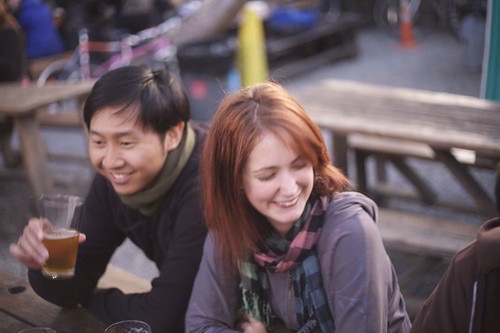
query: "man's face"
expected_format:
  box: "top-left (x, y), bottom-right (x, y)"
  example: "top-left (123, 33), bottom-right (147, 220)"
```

top-left (88, 106), bottom-right (174, 195)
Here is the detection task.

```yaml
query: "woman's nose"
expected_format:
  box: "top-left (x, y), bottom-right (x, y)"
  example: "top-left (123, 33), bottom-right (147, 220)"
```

top-left (278, 171), bottom-right (298, 195)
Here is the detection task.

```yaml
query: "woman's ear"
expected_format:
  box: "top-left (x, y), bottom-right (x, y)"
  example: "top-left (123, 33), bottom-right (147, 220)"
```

top-left (164, 122), bottom-right (185, 152)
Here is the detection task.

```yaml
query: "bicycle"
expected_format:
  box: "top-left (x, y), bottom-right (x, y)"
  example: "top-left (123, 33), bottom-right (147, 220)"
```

top-left (36, 0), bottom-right (248, 86)
top-left (36, 16), bottom-right (181, 86)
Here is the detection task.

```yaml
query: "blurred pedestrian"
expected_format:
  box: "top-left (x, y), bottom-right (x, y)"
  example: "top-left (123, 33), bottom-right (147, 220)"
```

top-left (10, 0), bottom-right (65, 59)
top-left (0, 0), bottom-right (26, 168)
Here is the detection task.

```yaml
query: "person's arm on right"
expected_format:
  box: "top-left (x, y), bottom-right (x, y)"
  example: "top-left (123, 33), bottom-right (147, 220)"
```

top-left (410, 242), bottom-right (478, 333)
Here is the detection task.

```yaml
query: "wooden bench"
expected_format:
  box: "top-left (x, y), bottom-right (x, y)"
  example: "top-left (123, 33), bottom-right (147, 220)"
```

top-left (349, 134), bottom-right (499, 170)
top-left (266, 13), bottom-right (366, 78)
top-left (36, 103), bottom-right (84, 128)
top-left (291, 78), bottom-right (500, 317)
top-left (377, 207), bottom-right (478, 318)
top-left (349, 134), bottom-right (500, 212)
top-left (378, 208), bottom-right (477, 260)
top-left (98, 264), bottom-right (151, 294)
top-left (293, 79), bottom-right (500, 216)
top-left (0, 82), bottom-right (94, 209)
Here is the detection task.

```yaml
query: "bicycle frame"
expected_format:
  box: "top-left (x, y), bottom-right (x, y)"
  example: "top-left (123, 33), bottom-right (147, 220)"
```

top-left (79, 19), bottom-right (179, 80)
top-left (37, 16), bottom-right (181, 85)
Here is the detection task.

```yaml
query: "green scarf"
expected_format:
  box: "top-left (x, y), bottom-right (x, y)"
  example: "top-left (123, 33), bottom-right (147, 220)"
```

top-left (119, 123), bottom-right (195, 217)
top-left (239, 196), bottom-right (334, 332)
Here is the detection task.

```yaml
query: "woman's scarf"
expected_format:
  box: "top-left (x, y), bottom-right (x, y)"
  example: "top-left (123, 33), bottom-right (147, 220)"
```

top-left (119, 123), bottom-right (195, 217)
top-left (239, 196), bottom-right (335, 332)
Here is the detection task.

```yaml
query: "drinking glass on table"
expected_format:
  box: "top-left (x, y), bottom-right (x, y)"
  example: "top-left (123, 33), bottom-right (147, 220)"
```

top-left (17, 327), bottom-right (56, 333)
top-left (39, 194), bottom-right (84, 280)
top-left (104, 320), bottom-right (152, 333)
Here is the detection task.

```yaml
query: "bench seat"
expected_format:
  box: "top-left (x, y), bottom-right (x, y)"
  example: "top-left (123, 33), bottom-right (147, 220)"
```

top-left (378, 208), bottom-right (478, 260)
top-left (349, 134), bottom-right (499, 171)
top-left (377, 208), bottom-right (478, 318)
top-left (37, 107), bottom-right (82, 128)
top-left (98, 264), bottom-right (151, 294)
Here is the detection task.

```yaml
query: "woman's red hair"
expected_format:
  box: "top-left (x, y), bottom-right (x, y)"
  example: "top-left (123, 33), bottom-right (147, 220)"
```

top-left (202, 82), bottom-right (350, 271)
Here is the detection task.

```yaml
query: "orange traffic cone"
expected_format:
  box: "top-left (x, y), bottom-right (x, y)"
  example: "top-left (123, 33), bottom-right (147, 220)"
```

top-left (399, 0), bottom-right (416, 48)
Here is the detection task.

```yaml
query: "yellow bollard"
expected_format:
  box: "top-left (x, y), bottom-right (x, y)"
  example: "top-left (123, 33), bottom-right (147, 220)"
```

top-left (238, 4), bottom-right (269, 87)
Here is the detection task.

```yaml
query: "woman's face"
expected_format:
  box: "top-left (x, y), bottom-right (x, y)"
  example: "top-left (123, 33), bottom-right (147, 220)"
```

top-left (242, 131), bottom-right (314, 236)
top-left (88, 106), bottom-right (182, 195)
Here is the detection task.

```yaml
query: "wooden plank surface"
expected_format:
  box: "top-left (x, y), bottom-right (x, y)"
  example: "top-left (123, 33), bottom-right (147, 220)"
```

top-left (0, 81), bottom-right (94, 116)
top-left (378, 208), bottom-right (478, 260)
top-left (37, 109), bottom-right (83, 128)
top-left (294, 79), bottom-right (500, 155)
top-left (0, 310), bottom-right (32, 333)
top-left (14, 116), bottom-right (52, 201)
top-left (0, 271), bottom-right (106, 333)
top-left (98, 264), bottom-right (151, 294)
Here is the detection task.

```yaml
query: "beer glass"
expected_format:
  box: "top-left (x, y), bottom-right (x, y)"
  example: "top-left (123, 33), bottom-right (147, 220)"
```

top-left (17, 328), bottom-right (56, 333)
top-left (104, 320), bottom-right (152, 333)
top-left (39, 194), bottom-right (84, 279)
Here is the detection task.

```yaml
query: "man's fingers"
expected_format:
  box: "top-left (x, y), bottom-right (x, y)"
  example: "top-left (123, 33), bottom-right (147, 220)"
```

top-left (9, 243), bottom-right (43, 269)
top-left (78, 233), bottom-right (86, 244)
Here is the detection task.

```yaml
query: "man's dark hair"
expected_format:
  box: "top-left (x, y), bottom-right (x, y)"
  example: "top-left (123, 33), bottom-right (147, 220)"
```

top-left (83, 65), bottom-right (190, 135)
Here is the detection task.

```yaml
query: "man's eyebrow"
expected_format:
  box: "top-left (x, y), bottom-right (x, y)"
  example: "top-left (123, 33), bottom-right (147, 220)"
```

top-left (88, 129), bottom-right (136, 136)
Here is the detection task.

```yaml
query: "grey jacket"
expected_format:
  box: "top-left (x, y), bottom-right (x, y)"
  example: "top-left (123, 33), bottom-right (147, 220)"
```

top-left (186, 191), bottom-right (411, 332)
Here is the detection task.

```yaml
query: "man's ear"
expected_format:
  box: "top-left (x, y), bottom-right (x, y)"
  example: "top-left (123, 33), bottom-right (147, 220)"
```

top-left (164, 122), bottom-right (185, 152)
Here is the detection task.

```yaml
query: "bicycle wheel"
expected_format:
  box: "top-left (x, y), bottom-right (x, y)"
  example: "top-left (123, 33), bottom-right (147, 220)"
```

top-left (36, 58), bottom-right (80, 86)
top-left (36, 57), bottom-right (101, 86)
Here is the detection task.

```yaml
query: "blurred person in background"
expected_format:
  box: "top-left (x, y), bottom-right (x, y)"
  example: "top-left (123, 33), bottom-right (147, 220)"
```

top-left (8, 0), bottom-right (65, 59)
top-left (52, 0), bottom-right (175, 49)
top-left (0, 0), bottom-right (25, 168)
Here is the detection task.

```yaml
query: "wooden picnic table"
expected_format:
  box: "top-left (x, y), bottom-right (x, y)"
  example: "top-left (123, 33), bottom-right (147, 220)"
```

top-left (293, 78), bottom-right (500, 216)
top-left (0, 270), bottom-right (106, 333)
top-left (293, 78), bottom-right (498, 316)
top-left (0, 81), bottom-right (94, 209)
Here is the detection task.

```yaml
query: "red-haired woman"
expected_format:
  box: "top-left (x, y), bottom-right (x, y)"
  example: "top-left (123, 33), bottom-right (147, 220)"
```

top-left (186, 82), bottom-right (411, 333)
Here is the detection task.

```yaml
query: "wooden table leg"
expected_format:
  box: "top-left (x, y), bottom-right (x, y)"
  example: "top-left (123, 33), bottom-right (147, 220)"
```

top-left (0, 116), bottom-right (21, 168)
top-left (433, 148), bottom-right (496, 216)
top-left (389, 156), bottom-right (437, 205)
top-left (332, 133), bottom-right (348, 174)
top-left (14, 114), bottom-right (53, 211)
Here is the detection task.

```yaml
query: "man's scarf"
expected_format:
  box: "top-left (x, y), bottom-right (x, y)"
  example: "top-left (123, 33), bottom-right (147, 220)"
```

top-left (239, 196), bottom-right (335, 332)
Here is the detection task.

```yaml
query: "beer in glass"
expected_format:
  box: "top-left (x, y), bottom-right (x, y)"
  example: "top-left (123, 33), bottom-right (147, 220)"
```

top-left (39, 194), bottom-right (84, 279)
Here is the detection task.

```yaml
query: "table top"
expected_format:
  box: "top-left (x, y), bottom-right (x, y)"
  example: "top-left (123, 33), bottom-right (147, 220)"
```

top-left (293, 79), bottom-right (500, 156)
top-left (0, 81), bottom-right (95, 116)
top-left (0, 270), bottom-right (106, 333)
